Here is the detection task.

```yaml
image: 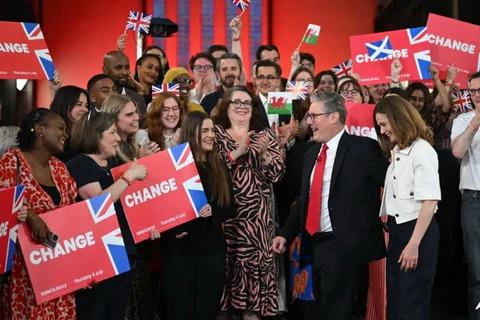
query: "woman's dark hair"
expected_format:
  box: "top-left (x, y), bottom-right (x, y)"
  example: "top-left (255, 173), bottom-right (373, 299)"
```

top-left (383, 87), bottom-right (409, 100)
top-left (179, 111), bottom-right (231, 207)
top-left (374, 95), bottom-right (433, 156)
top-left (50, 85), bottom-right (90, 132)
top-left (313, 70), bottom-right (338, 91)
top-left (213, 85), bottom-right (262, 132)
top-left (17, 108), bottom-right (61, 151)
top-left (405, 82), bottom-right (433, 120)
top-left (134, 53), bottom-right (163, 85)
top-left (71, 111), bottom-right (117, 154)
top-left (290, 66), bottom-right (314, 82)
top-left (144, 45), bottom-right (170, 81)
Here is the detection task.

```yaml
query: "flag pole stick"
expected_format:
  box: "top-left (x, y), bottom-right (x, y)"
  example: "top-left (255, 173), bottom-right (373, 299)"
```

top-left (297, 27), bottom-right (308, 51)
top-left (235, 9), bottom-right (246, 18)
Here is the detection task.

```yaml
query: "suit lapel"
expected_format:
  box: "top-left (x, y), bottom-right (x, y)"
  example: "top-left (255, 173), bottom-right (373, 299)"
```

top-left (329, 132), bottom-right (349, 195)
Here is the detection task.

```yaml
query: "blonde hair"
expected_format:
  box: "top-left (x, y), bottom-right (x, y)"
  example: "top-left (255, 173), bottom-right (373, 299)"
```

top-left (100, 94), bottom-right (139, 162)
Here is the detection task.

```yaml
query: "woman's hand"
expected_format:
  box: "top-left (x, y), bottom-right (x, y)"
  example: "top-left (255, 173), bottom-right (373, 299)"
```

top-left (199, 204), bottom-right (212, 218)
top-left (139, 141), bottom-right (161, 158)
top-left (17, 205), bottom-right (28, 223)
top-left (398, 242), bottom-right (419, 272)
top-left (150, 229), bottom-right (161, 240)
top-left (125, 160), bottom-right (148, 181)
top-left (175, 232), bottom-right (188, 239)
top-left (26, 212), bottom-right (49, 244)
top-left (257, 132), bottom-right (270, 157)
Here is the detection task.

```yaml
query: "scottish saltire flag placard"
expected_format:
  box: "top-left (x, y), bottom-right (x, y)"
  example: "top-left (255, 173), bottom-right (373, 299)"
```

top-left (18, 193), bottom-right (130, 304)
top-left (126, 11), bottom-right (152, 34)
top-left (0, 21), bottom-right (55, 80)
top-left (111, 143), bottom-right (208, 243)
top-left (152, 83), bottom-right (180, 98)
top-left (452, 90), bottom-right (473, 114)
top-left (0, 185), bottom-right (25, 275)
top-left (286, 81), bottom-right (309, 100)
top-left (232, 0), bottom-right (251, 11)
top-left (427, 14), bottom-right (480, 75)
top-left (350, 27), bottom-right (431, 85)
top-left (302, 24), bottom-right (321, 45)
top-left (332, 59), bottom-right (353, 77)
top-left (268, 92), bottom-right (293, 115)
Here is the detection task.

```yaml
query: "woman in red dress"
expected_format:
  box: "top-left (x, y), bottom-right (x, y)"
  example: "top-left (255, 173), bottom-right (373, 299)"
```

top-left (0, 108), bottom-right (77, 319)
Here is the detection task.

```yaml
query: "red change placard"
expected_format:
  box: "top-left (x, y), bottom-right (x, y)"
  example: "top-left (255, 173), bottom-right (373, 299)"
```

top-left (0, 21), bottom-right (55, 80)
top-left (345, 103), bottom-right (376, 138)
top-left (0, 185), bottom-right (25, 274)
top-left (18, 193), bottom-right (130, 304)
top-left (110, 142), bottom-right (208, 243)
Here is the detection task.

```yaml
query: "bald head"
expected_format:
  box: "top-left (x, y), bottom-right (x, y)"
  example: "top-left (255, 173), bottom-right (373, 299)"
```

top-left (102, 51), bottom-right (130, 87)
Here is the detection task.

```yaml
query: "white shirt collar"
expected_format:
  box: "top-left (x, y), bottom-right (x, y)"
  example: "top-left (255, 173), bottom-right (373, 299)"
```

top-left (121, 87), bottom-right (126, 95)
top-left (325, 128), bottom-right (345, 153)
top-left (259, 93), bottom-right (268, 106)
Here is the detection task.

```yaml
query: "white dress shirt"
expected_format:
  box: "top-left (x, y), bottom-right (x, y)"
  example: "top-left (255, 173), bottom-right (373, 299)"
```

top-left (451, 111), bottom-right (480, 192)
top-left (309, 128), bottom-right (345, 232)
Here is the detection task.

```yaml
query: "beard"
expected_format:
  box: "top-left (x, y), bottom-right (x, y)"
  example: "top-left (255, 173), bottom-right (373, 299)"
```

top-left (221, 75), bottom-right (237, 88)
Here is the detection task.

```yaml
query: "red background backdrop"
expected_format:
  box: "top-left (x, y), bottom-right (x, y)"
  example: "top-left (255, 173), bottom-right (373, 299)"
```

top-left (35, 0), bottom-right (377, 107)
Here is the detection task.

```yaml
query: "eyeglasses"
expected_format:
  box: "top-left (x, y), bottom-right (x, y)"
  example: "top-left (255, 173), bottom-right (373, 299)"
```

top-left (162, 106), bottom-right (180, 114)
top-left (229, 100), bottom-right (253, 109)
top-left (256, 75), bottom-right (278, 82)
top-left (193, 65), bottom-right (213, 72)
top-left (340, 89), bottom-right (359, 97)
top-left (176, 78), bottom-right (192, 85)
top-left (305, 112), bottom-right (333, 122)
top-left (469, 88), bottom-right (480, 96)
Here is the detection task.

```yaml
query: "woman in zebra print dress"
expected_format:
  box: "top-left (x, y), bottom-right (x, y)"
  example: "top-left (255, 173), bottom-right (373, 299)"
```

top-left (214, 86), bottom-right (286, 319)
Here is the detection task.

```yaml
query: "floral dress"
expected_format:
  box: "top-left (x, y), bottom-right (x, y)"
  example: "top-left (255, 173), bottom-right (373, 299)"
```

top-left (0, 148), bottom-right (77, 320)
top-left (215, 126), bottom-right (286, 316)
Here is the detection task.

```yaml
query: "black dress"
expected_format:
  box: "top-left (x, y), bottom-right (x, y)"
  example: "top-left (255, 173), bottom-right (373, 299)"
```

top-left (161, 161), bottom-right (236, 320)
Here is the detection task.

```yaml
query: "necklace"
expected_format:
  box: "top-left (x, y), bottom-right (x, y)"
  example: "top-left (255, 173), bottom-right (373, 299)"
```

top-left (87, 154), bottom-right (110, 176)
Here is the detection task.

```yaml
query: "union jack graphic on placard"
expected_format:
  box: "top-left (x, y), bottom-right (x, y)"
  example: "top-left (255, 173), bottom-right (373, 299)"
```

top-left (332, 59), bottom-right (353, 77)
top-left (86, 193), bottom-right (116, 224)
top-left (168, 143), bottom-right (208, 215)
top-left (126, 11), bottom-right (152, 35)
top-left (20, 23), bottom-right (55, 80)
top-left (452, 90), bottom-right (472, 114)
top-left (0, 185), bottom-right (25, 273)
top-left (366, 36), bottom-right (393, 60)
top-left (102, 228), bottom-right (130, 275)
top-left (407, 27), bottom-right (431, 80)
top-left (286, 81), bottom-right (309, 100)
top-left (152, 83), bottom-right (180, 98)
top-left (232, 0), bottom-right (251, 11)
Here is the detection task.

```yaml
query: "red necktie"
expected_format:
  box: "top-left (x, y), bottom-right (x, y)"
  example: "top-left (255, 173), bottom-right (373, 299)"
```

top-left (305, 144), bottom-right (328, 235)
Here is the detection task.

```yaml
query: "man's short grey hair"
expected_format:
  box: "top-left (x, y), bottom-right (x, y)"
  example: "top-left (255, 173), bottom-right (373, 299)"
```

top-left (0, 126), bottom-right (20, 155)
top-left (216, 53), bottom-right (243, 73)
top-left (310, 91), bottom-right (348, 124)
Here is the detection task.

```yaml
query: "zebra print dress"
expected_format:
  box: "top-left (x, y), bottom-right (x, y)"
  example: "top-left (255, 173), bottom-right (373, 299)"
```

top-left (215, 126), bottom-right (286, 316)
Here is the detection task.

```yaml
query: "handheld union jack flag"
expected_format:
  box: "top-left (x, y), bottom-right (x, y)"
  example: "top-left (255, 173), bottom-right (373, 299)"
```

top-left (232, 0), bottom-right (251, 11)
top-left (332, 59), bottom-right (353, 77)
top-left (286, 81), bottom-right (309, 100)
top-left (152, 83), bottom-right (180, 98)
top-left (126, 11), bottom-right (152, 35)
top-left (452, 90), bottom-right (472, 114)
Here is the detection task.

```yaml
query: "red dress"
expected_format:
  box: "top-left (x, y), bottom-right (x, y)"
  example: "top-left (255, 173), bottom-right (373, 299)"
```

top-left (0, 148), bottom-right (78, 320)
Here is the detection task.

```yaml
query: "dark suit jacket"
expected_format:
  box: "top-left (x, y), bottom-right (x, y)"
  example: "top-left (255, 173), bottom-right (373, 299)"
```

top-left (279, 132), bottom-right (389, 267)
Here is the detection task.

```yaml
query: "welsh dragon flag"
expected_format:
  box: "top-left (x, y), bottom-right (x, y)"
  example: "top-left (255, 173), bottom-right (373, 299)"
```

top-left (268, 92), bottom-right (293, 115)
top-left (302, 24), bottom-right (321, 45)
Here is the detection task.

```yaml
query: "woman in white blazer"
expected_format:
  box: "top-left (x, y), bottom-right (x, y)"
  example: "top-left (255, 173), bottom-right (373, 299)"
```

top-left (374, 95), bottom-right (441, 320)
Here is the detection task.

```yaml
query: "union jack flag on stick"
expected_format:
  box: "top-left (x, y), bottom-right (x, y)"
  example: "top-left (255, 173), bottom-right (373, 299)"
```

top-left (286, 81), bottom-right (309, 100)
top-left (332, 59), bottom-right (353, 77)
top-left (232, 0), bottom-right (251, 17)
top-left (152, 83), bottom-right (180, 98)
top-left (452, 90), bottom-right (472, 114)
top-left (125, 11), bottom-right (152, 35)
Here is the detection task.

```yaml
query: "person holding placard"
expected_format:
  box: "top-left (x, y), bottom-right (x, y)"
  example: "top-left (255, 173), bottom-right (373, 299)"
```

top-left (67, 111), bottom-right (155, 319)
top-left (161, 111), bottom-right (236, 320)
top-left (0, 108), bottom-right (77, 319)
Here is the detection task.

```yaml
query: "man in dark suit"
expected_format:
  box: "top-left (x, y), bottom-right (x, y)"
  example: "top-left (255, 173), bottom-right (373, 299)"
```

top-left (272, 92), bottom-right (389, 320)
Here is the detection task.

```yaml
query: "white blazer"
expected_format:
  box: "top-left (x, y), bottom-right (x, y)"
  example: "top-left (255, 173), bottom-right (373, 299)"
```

top-left (379, 138), bottom-right (441, 224)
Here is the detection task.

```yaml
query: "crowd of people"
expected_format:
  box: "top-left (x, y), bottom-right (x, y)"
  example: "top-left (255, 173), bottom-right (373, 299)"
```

top-left (0, 14), bottom-right (479, 320)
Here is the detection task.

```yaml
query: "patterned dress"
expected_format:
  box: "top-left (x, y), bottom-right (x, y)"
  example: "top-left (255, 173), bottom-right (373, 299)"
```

top-left (0, 148), bottom-right (77, 320)
top-left (215, 126), bottom-right (286, 316)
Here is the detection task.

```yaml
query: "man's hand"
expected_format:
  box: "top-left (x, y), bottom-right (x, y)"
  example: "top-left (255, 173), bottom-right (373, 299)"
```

top-left (271, 236), bottom-right (287, 254)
